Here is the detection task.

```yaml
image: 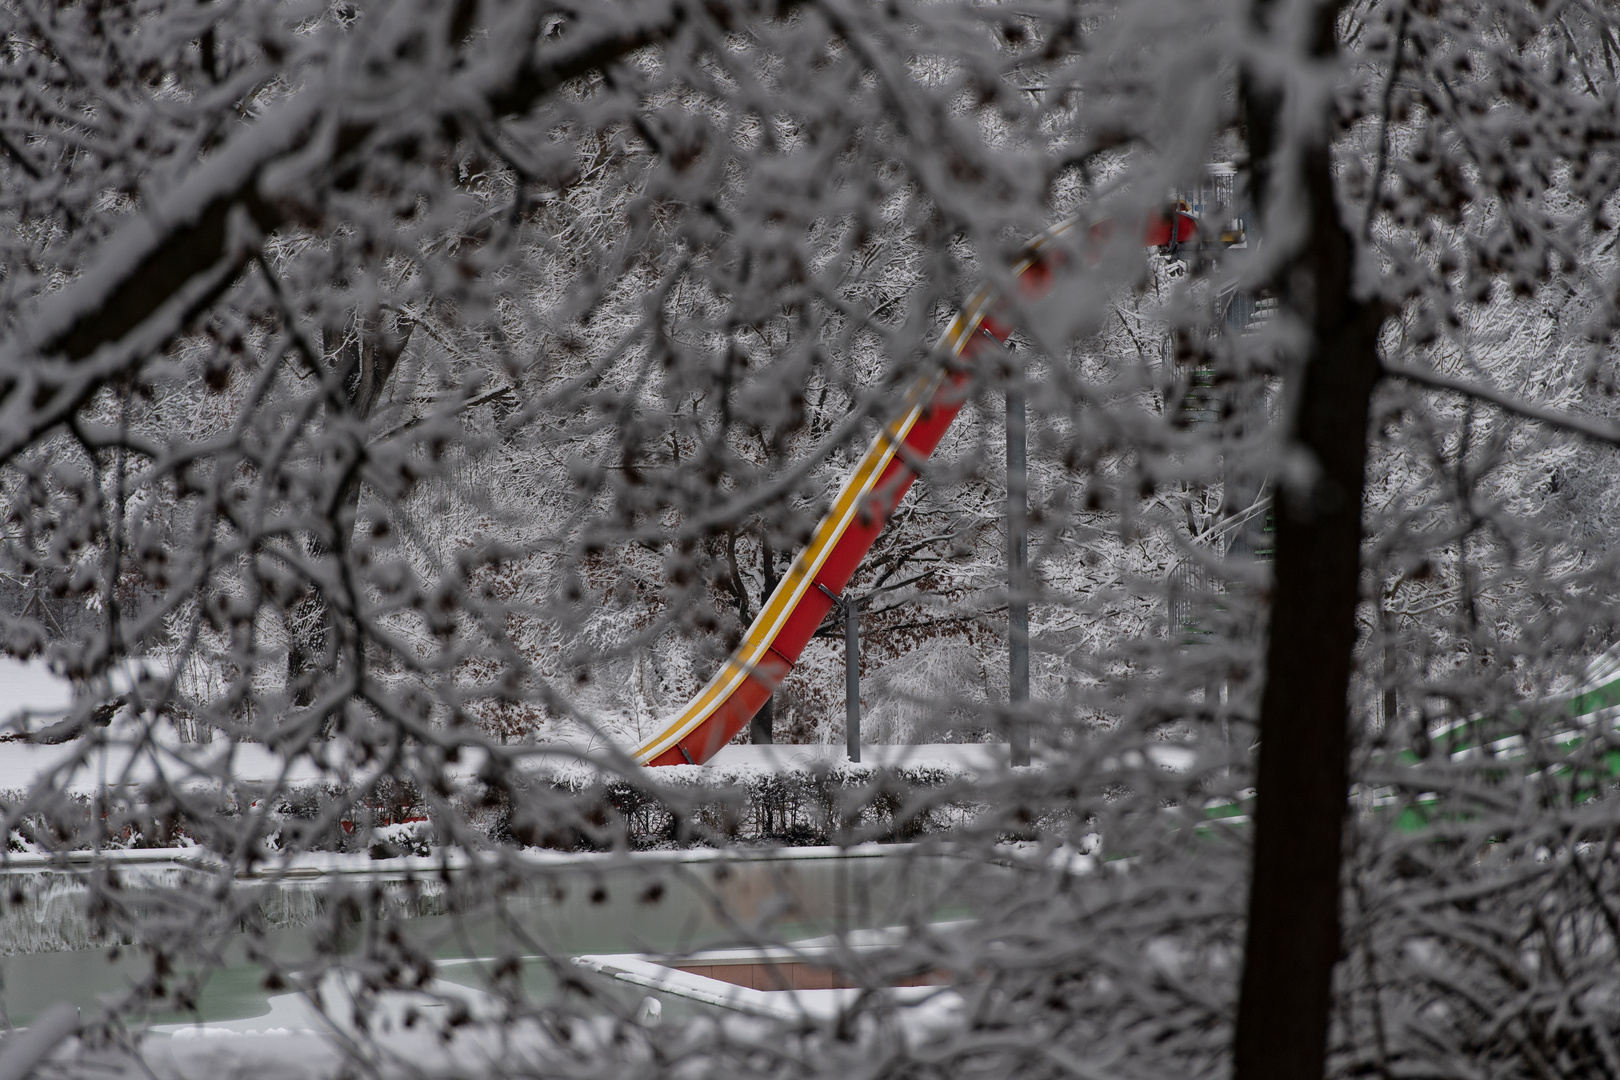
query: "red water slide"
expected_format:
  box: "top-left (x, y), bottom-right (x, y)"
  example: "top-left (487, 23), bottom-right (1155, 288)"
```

top-left (633, 209), bottom-right (1199, 766)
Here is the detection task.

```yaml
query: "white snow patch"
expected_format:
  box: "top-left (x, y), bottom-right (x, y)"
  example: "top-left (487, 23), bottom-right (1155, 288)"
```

top-left (0, 658), bottom-right (72, 717)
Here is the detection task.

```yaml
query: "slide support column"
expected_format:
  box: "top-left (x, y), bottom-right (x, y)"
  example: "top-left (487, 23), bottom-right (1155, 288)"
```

top-left (1008, 355), bottom-right (1031, 767)
top-left (845, 596), bottom-right (861, 763)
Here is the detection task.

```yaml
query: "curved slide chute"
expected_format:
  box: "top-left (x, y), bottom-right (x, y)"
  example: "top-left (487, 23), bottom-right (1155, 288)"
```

top-left (634, 209), bottom-right (1199, 766)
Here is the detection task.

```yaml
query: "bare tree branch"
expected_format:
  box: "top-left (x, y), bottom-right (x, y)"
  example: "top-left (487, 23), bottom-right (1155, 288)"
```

top-left (1384, 361), bottom-right (1620, 447)
top-left (6, 0), bottom-right (724, 366)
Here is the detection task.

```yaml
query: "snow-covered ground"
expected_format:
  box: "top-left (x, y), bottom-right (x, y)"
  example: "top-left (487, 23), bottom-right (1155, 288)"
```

top-left (0, 729), bottom-right (333, 796)
top-left (0, 658), bottom-right (1181, 799)
top-left (705, 742), bottom-right (1011, 773)
top-left (0, 730), bottom-right (1191, 798)
top-left (0, 739), bottom-right (1004, 797)
top-left (0, 656), bottom-right (72, 717)
top-left (0, 666), bottom-right (1033, 799)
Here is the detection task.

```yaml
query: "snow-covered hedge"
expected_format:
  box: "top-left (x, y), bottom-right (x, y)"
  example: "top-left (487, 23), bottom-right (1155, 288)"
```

top-left (235, 760), bottom-right (990, 853)
top-left (502, 761), bottom-right (980, 850)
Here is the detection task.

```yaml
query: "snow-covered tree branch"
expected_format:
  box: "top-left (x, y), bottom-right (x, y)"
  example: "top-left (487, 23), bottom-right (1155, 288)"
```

top-left (0, 0), bottom-right (1617, 1077)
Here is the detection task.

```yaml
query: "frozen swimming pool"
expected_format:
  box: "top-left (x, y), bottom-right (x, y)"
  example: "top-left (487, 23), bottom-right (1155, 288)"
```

top-left (0, 845), bottom-right (983, 1035)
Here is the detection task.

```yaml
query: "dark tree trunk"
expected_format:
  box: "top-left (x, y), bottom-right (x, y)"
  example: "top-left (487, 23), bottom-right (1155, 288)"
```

top-left (1232, 6), bottom-right (1388, 1079)
top-left (749, 698), bottom-right (774, 744)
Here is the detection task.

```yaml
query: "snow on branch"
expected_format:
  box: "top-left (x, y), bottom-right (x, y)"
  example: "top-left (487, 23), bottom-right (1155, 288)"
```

top-left (1383, 360), bottom-right (1620, 447)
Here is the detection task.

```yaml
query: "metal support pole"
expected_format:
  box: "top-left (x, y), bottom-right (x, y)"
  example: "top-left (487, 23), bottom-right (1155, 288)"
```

top-left (1008, 357), bottom-right (1030, 767)
top-left (844, 596), bottom-right (861, 763)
